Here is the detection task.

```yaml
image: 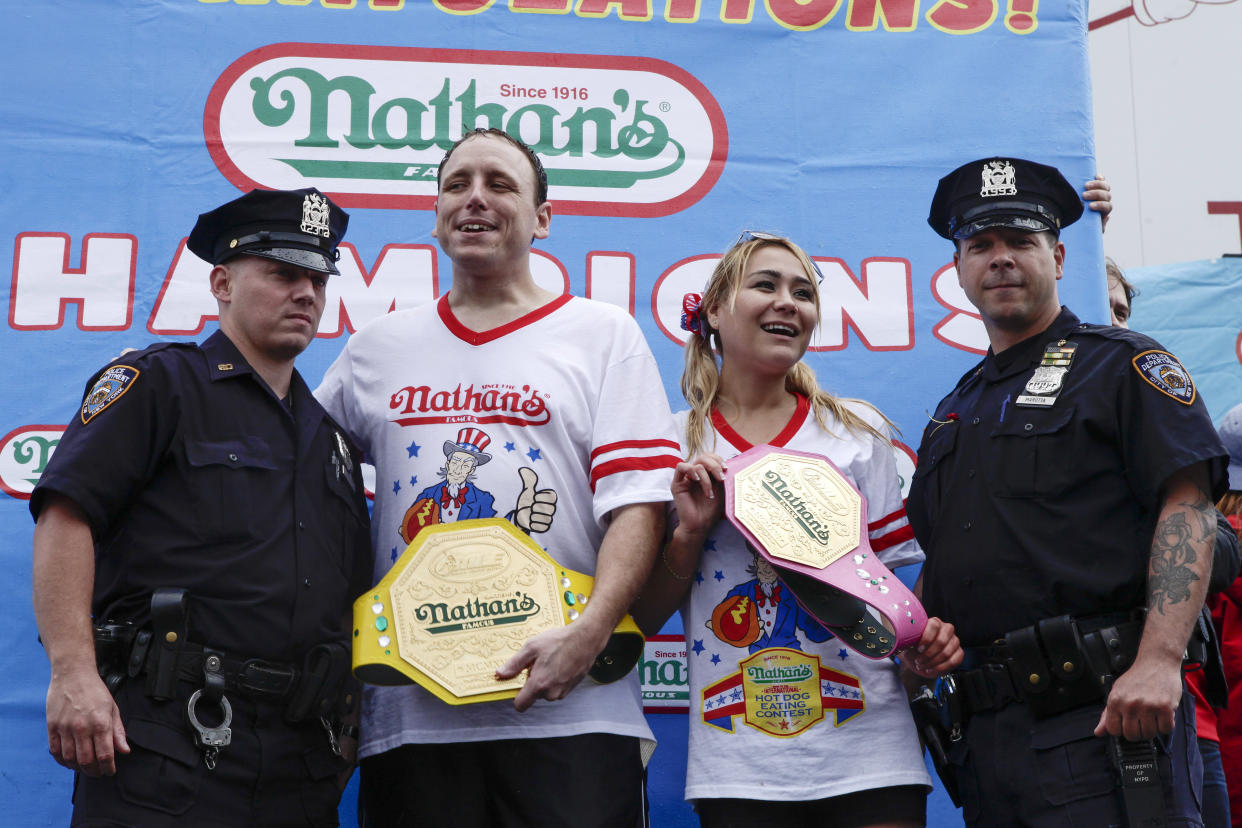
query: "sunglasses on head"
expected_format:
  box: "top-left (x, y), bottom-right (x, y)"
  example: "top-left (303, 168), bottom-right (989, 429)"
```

top-left (737, 230), bottom-right (824, 284)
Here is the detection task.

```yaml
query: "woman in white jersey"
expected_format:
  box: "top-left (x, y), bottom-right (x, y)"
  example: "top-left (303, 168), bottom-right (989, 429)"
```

top-left (634, 232), bottom-right (962, 828)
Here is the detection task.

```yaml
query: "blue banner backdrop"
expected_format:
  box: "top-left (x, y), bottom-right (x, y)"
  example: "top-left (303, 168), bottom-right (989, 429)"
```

top-left (1125, 257), bottom-right (1242, 426)
top-left (2, 2), bottom-right (1104, 824)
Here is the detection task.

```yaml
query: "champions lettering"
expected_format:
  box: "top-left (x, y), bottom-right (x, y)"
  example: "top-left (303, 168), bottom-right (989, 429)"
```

top-left (761, 471), bottom-right (833, 545)
top-left (206, 0), bottom-right (1034, 35)
top-left (745, 663), bottom-right (815, 684)
top-left (249, 73), bottom-right (674, 164)
top-left (389, 383), bottom-right (550, 428)
top-left (414, 591), bottom-right (541, 634)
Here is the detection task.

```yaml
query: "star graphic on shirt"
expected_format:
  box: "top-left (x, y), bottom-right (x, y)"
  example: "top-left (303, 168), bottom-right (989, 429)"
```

top-left (692, 639), bottom-right (705, 655)
top-left (505, 442), bottom-right (516, 452)
top-left (705, 697), bottom-right (714, 710)
top-left (703, 538), bottom-right (716, 552)
top-left (409, 475), bottom-right (418, 487)
top-left (406, 440), bottom-right (420, 458)
top-left (731, 688), bottom-right (743, 701)
top-left (779, 720), bottom-right (790, 730)
top-left (710, 654), bottom-right (720, 665)
top-left (390, 547), bottom-right (399, 563)
top-left (838, 649), bottom-right (849, 661)
top-left (392, 480), bottom-right (401, 495)
top-left (695, 571), bottom-right (704, 585)
top-left (527, 447), bottom-right (542, 462)
top-left (825, 685), bottom-right (836, 697)
top-left (714, 570), bottom-right (725, 582)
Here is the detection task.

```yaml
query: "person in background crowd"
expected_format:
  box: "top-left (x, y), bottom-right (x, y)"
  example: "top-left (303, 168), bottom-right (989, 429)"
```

top-left (1107, 256), bottom-right (1138, 328)
top-left (316, 128), bottom-right (680, 828)
top-left (908, 156), bottom-right (1228, 826)
top-left (1108, 253), bottom-right (1240, 828)
top-left (632, 231), bottom-right (962, 828)
top-left (31, 188), bottom-right (371, 827)
top-left (1083, 174), bottom-right (1113, 232)
top-left (1204, 404), bottom-right (1242, 828)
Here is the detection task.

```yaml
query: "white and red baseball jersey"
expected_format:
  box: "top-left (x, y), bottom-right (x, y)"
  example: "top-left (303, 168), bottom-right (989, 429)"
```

top-left (317, 294), bottom-right (679, 754)
top-left (677, 396), bottom-right (931, 802)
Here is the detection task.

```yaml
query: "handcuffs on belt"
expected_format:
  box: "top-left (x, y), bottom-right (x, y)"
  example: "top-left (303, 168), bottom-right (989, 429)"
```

top-left (95, 588), bottom-right (354, 770)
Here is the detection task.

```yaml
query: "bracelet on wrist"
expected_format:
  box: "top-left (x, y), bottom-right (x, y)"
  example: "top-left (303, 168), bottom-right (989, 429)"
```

top-left (661, 548), bottom-right (693, 581)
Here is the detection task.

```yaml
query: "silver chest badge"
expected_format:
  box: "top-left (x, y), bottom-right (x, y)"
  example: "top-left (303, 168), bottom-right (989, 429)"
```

top-left (332, 431), bottom-right (355, 488)
top-left (1016, 340), bottom-right (1078, 408)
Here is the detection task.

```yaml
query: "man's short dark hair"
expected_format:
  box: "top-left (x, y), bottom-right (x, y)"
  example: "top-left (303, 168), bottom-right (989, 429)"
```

top-left (437, 128), bottom-right (548, 206)
top-left (1106, 257), bottom-right (1138, 305)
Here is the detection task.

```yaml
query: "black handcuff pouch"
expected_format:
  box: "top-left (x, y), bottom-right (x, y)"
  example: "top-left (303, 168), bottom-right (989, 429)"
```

top-left (1009, 616), bottom-right (1105, 719)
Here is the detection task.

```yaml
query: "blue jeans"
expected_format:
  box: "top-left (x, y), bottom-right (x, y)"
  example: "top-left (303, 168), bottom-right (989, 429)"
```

top-left (1199, 737), bottom-right (1230, 828)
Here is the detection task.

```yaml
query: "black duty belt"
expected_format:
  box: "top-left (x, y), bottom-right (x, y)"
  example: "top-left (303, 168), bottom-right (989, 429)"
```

top-left (956, 613), bottom-right (1144, 719)
top-left (96, 623), bottom-right (298, 701)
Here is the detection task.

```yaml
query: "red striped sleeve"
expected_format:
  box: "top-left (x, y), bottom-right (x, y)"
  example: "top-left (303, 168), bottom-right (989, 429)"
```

top-left (870, 524), bottom-right (914, 552)
top-left (867, 505), bottom-right (907, 532)
top-left (589, 455), bottom-right (681, 491)
top-left (589, 438), bottom-right (682, 463)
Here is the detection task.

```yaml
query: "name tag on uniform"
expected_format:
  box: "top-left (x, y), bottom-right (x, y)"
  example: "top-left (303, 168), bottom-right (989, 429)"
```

top-left (1016, 341), bottom-right (1078, 408)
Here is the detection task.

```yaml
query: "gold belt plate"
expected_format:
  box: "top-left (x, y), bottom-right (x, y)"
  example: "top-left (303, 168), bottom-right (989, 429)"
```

top-left (731, 451), bottom-right (862, 570)
top-left (357, 519), bottom-right (568, 703)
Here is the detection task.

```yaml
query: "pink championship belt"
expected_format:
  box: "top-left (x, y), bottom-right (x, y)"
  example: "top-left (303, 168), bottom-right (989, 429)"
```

top-left (723, 444), bottom-right (928, 659)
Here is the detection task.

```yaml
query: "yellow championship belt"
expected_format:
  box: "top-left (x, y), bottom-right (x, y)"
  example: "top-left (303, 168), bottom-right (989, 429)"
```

top-left (353, 518), bottom-right (644, 705)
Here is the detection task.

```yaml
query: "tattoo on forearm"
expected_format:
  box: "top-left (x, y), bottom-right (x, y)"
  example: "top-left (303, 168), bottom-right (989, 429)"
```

top-left (1148, 488), bottom-right (1212, 616)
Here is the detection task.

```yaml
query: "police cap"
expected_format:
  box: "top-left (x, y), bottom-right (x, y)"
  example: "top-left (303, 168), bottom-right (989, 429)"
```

top-left (927, 157), bottom-right (1083, 241)
top-left (187, 188), bottom-right (349, 275)
top-left (1218, 402), bottom-right (1242, 490)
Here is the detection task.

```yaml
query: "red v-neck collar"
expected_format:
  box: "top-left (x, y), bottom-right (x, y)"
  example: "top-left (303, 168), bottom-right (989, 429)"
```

top-left (710, 393), bottom-right (810, 452)
top-left (437, 293), bottom-right (572, 346)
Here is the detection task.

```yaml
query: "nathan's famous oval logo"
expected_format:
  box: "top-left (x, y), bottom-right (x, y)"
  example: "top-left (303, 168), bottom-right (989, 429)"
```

top-left (0, 425), bottom-right (64, 500)
top-left (430, 546), bottom-right (511, 584)
top-left (205, 44), bottom-right (728, 217)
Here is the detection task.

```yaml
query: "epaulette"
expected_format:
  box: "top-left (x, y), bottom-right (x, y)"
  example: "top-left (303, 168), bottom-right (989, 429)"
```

top-left (80, 341), bottom-right (197, 399)
top-left (1065, 320), bottom-right (1165, 353)
top-left (950, 355), bottom-right (987, 389)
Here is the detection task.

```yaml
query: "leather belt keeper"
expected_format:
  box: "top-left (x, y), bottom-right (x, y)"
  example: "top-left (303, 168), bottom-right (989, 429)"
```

top-left (353, 518), bottom-right (644, 705)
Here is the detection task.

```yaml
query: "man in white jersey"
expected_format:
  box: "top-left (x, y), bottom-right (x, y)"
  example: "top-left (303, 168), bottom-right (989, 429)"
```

top-left (316, 128), bottom-right (680, 827)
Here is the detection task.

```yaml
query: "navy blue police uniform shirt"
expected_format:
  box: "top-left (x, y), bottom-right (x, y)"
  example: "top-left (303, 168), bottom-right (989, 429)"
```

top-left (31, 330), bottom-right (372, 661)
top-left (907, 307), bottom-right (1227, 647)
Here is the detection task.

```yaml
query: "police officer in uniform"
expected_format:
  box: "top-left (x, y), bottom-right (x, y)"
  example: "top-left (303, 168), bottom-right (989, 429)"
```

top-left (31, 188), bottom-right (372, 827)
top-left (907, 157), bottom-right (1227, 826)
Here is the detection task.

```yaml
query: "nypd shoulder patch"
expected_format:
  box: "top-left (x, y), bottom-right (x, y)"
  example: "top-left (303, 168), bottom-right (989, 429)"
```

top-left (1132, 350), bottom-right (1195, 405)
top-left (81, 365), bottom-right (140, 424)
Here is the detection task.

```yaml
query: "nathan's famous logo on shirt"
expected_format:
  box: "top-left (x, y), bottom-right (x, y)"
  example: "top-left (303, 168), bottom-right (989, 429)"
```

top-left (412, 591), bottom-right (541, 634)
top-left (702, 648), bottom-right (864, 737)
top-left (389, 383), bottom-right (549, 428)
top-left (205, 44), bottom-right (727, 217)
top-left (0, 425), bottom-right (64, 500)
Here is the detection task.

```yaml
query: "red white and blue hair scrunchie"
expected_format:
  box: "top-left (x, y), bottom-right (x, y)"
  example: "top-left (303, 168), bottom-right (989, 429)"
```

top-left (680, 292), bottom-right (707, 339)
